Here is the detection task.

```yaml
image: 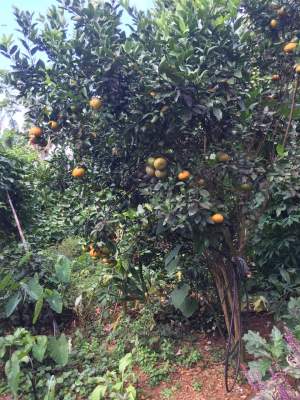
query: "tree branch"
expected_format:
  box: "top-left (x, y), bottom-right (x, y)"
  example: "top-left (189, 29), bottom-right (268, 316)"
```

top-left (283, 75), bottom-right (299, 147)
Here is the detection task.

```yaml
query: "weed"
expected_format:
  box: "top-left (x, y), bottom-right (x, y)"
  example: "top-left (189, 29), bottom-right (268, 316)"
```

top-left (210, 347), bottom-right (224, 363)
top-left (178, 345), bottom-right (203, 368)
top-left (136, 346), bottom-right (172, 386)
top-left (161, 384), bottom-right (179, 399)
top-left (192, 380), bottom-right (203, 392)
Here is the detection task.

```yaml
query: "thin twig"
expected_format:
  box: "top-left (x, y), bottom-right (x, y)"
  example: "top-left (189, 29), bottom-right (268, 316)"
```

top-left (283, 75), bottom-right (299, 147)
top-left (6, 191), bottom-right (29, 251)
top-left (203, 135), bottom-right (207, 154)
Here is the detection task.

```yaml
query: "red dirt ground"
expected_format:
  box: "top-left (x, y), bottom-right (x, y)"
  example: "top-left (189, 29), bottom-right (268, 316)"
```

top-left (138, 312), bottom-right (274, 400)
top-left (138, 335), bottom-right (253, 400)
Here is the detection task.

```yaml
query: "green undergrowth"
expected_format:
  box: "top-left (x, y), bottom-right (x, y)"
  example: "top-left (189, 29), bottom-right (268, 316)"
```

top-left (0, 304), bottom-right (206, 399)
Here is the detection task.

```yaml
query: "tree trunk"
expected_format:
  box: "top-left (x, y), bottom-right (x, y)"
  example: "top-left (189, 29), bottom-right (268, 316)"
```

top-left (209, 256), bottom-right (241, 345)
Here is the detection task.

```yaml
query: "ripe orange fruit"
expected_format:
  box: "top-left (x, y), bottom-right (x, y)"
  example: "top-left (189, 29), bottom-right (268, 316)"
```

top-left (271, 74), bottom-right (280, 81)
top-left (147, 157), bottom-right (155, 167)
top-left (295, 64), bottom-right (300, 74)
top-left (155, 169), bottom-right (167, 179)
top-left (210, 213), bottom-right (224, 224)
top-left (49, 120), bottom-right (59, 130)
top-left (153, 157), bottom-right (168, 170)
top-left (149, 91), bottom-right (157, 97)
top-left (89, 97), bottom-right (103, 110)
top-left (217, 152), bottom-right (231, 162)
top-left (270, 19), bottom-right (278, 29)
top-left (29, 126), bottom-right (42, 137)
top-left (277, 7), bottom-right (286, 17)
top-left (146, 166), bottom-right (155, 177)
top-left (178, 170), bottom-right (191, 181)
top-left (90, 248), bottom-right (101, 258)
top-left (72, 167), bottom-right (86, 178)
top-left (283, 42), bottom-right (297, 54)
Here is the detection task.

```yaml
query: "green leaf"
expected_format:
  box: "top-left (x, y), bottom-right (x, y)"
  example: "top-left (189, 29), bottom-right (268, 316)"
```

top-left (0, 274), bottom-right (13, 290)
top-left (44, 375), bottom-right (56, 400)
top-left (55, 255), bottom-right (72, 283)
top-left (165, 245), bottom-right (181, 273)
top-left (119, 353), bottom-right (132, 375)
top-left (0, 337), bottom-right (7, 358)
top-left (170, 283), bottom-right (197, 317)
top-left (170, 283), bottom-right (190, 309)
top-left (126, 385), bottom-right (137, 400)
top-left (45, 290), bottom-right (63, 314)
top-left (113, 381), bottom-right (123, 391)
top-left (166, 258), bottom-right (179, 274)
top-left (81, 87), bottom-right (88, 99)
top-left (178, 297), bottom-right (198, 318)
top-left (294, 324), bottom-right (300, 337)
top-left (280, 269), bottom-right (291, 284)
top-left (270, 327), bottom-right (285, 359)
top-left (5, 352), bottom-right (20, 397)
top-left (48, 334), bottom-right (69, 366)
top-left (18, 252), bottom-right (32, 267)
top-left (276, 144), bottom-right (287, 157)
top-left (22, 277), bottom-right (43, 300)
top-left (243, 330), bottom-right (271, 358)
top-left (288, 298), bottom-right (300, 320)
top-left (32, 336), bottom-right (47, 362)
top-left (89, 385), bottom-right (107, 400)
top-left (234, 69), bottom-right (242, 79)
top-left (33, 297), bottom-right (44, 324)
top-left (5, 292), bottom-right (22, 317)
top-left (248, 359), bottom-right (272, 379)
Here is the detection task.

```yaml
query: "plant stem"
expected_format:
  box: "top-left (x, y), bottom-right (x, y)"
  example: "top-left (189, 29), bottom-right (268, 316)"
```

top-left (282, 75), bottom-right (299, 147)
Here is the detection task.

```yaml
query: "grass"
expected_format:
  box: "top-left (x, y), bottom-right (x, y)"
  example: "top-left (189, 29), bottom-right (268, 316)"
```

top-left (192, 380), bottom-right (203, 392)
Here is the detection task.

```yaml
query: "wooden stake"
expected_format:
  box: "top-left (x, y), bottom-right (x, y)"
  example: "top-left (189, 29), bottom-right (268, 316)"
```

top-left (6, 191), bottom-right (29, 251)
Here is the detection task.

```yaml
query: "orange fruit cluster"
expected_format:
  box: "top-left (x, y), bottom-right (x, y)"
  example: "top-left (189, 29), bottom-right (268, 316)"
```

top-left (88, 245), bottom-right (114, 265)
top-left (146, 157), bottom-right (168, 179)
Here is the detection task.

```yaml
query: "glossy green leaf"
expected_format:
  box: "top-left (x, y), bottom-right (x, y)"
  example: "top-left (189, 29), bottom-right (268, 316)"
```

top-left (48, 334), bottom-right (69, 366)
top-left (33, 296), bottom-right (44, 324)
top-left (119, 353), bottom-right (132, 375)
top-left (22, 277), bottom-right (43, 301)
top-left (55, 255), bottom-right (72, 283)
top-left (89, 384), bottom-right (107, 400)
top-left (45, 290), bottom-right (63, 314)
top-left (5, 352), bottom-right (20, 397)
top-left (32, 336), bottom-right (47, 362)
top-left (5, 292), bottom-right (22, 317)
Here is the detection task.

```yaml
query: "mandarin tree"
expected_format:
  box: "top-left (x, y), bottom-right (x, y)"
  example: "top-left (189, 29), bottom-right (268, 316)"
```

top-left (1, 0), bottom-right (300, 340)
